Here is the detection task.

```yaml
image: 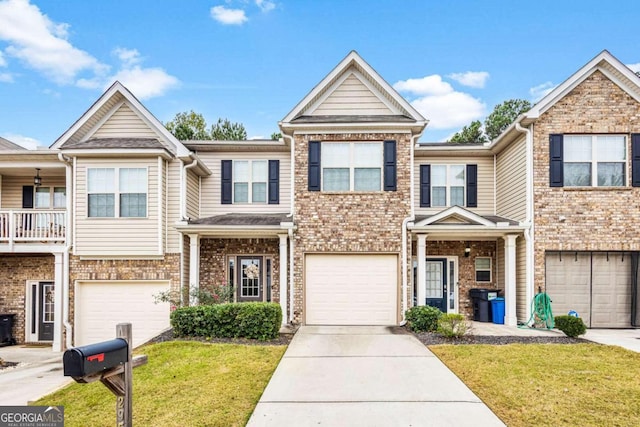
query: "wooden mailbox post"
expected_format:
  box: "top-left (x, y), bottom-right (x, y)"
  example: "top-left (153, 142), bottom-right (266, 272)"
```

top-left (63, 323), bottom-right (147, 427)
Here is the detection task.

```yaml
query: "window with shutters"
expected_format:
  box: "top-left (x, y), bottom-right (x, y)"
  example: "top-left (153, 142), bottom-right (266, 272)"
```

top-left (431, 165), bottom-right (465, 207)
top-left (564, 135), bottom-right (626, 187)
top-left (321, 142), bottom-right (382, 191)
top-left (233, 160), bottom-right (268, 203)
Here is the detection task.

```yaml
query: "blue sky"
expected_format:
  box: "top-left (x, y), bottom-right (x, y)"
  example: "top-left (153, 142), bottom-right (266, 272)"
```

top-left (1, 0), bottom-right (639, 148)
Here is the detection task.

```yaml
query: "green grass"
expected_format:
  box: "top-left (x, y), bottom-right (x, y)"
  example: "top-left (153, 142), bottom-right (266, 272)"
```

top-left (34, 341), bottom-right (286, 427)
top-left (430, 343), bottom-right (640, 427)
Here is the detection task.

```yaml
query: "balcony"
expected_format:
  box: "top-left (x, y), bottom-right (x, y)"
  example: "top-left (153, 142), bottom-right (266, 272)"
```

top-left (0, 210), bottom-right (66, 248)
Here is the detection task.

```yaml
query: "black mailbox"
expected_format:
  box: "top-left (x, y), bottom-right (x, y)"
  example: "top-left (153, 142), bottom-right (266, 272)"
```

top-left (63, 338), bottom-right (128, 377)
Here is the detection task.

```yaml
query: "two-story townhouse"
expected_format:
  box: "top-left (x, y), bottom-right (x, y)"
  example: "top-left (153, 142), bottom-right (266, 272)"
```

top-left (3, 49), bottom-right (639, 353)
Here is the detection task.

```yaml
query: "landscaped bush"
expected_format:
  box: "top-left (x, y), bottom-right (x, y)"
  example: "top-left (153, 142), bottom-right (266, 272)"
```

top-left (436, 313), bottom-right (469, 338)
top-left (405, 305), bottom-right (442, 332)
top-left (554, 315), bottom-right (586, 338)
top-left (171, 302), bottom-right (282, 341)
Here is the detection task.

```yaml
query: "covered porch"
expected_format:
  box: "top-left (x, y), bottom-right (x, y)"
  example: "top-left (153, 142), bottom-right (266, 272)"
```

top-left (176, 213), bottom-right (294, 325)
top-left (409, 206), bottom-right (529, 326)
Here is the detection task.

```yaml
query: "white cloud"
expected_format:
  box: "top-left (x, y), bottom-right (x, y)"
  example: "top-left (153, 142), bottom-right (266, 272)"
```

top-left (255, 0), bottom-right (275, 12)
top-left (210, 5), bottom-right (248, 25)
top-left (0, 50), bottom-right (6, 67)
top-left (113, 47), bottom-right (141, 68)
top-left (0, 0), bottom-right (107, 84)
top-left (2, 133), bottom-right (41, 150)
top-left (529, 81), bottom-right (556, 102)
top-left (108, 66), bottom-right (179, 100)
top-left (627, 62), bottom-right (640, 73)
top-left (0, 72), bottom-right (14, 82)
top-left (448, 71), bottom-right (490, 88)
top-left (394, 74), bottom-right (486, 129)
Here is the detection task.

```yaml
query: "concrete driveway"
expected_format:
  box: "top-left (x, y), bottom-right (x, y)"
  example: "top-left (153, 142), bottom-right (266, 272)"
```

top-left (247, 326), bottom-right (505, 427)
top-left (0, 345), bottom-right (70, 405)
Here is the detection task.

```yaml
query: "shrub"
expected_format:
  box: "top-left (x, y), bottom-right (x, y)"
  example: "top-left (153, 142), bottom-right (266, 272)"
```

top-left (436, 313), bottom-right (469, 338)
top-left (171, 302), bottom-right (282, 341)
top-left (554, 315), bottom-right (587, 338)
top-left (154, 284), bottom-right (234, 308)
top-left (405, 305), bottom-right (443, 332)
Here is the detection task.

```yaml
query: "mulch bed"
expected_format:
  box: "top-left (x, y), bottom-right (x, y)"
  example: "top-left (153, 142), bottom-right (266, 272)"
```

top-left (413, 331), bottom-right (587, 346)
top-left (146, 328), bottom-right (294, 346)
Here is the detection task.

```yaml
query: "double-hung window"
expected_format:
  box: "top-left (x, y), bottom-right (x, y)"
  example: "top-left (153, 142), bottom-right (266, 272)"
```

top-left (475, 257), bottom-right (491, 282)
top-left (87, 167), bottom-right (147, 217)
top-left (322, 142), bottom-right (382, 191)
top-left (233, 160), bottom-right (267, 203)
top-left (431, 165), bottom-right (465, 207)
top-left (563, 135), bottom-right (626, 187)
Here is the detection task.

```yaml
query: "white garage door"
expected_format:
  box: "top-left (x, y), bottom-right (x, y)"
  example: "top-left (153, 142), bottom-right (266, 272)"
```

top-left (545, 252), bottom-right (631, 328)
top-left (75, 281), bottom-right (170, 347)
top-left (305, 254), bottom-right (397, 325)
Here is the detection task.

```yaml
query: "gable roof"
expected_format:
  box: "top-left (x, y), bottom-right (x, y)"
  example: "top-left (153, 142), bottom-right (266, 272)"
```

top-left (0, 136), bottom-right (27, 151)
top-left (51, 81), bottom-right (190, 158)
top-left (280, 51), bottom-right (427, 131)
top-left (491, 50), bottom-right (640, 151)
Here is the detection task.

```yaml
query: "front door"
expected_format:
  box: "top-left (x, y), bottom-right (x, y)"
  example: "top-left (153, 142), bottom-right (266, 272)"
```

top-left (425, 259), bottom-right (447, 312)
top-left (237, 257), bottom-right (263, 302)
top-left (38, 282), bottom-right (54, 341)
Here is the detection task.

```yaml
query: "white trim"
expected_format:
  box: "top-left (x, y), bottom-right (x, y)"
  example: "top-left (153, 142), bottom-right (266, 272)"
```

top-left (53, 253), bottom-right (64, 351)
top-left (188, 234), bottom-right (200, 306)
top-left (157, 157), bottom-right (163, 255)
top-left (416, 234), bottom-right (426, 308)
top-left (415, 206), bottom-right (496, 227)
top-left (278, 234), bottom-right (288, 325)
top-left (504, 235), bottom-right (518, 326)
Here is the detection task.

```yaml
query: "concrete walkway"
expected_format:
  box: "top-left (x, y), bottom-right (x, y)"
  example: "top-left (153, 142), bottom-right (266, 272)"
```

top-left (0, 345), bottom-right (71, 405)
top-left (247, 326), bottom-right (505, 427)
top-left (583, 328), bottom-right (640, 352)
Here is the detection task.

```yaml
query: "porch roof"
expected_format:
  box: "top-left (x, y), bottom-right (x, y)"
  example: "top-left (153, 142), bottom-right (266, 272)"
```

top-left (410, 206), bottom-right (527, 238)
top-left (176, 213), bottom-right (293, 238)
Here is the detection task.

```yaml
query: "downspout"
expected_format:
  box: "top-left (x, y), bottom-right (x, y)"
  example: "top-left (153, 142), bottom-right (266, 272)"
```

top-left (281, 132), bottom-right (296, 323)
top-left (401, 130), bottom-right (424, 325)
top-left (515, 122), bottom-right (534, 322)
top-left (181, 158), bottom-right (198, 220)
top-left (58, 152), bottom-right (73, 348)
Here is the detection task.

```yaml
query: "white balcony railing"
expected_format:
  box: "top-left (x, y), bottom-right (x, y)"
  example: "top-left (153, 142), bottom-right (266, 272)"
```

top-left (0, 210), bottom-right (66, 243)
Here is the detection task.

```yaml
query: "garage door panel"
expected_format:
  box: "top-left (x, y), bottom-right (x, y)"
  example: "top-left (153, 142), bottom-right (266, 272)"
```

top-left (76, 281), bottom-right (170, 347)
top-left (591, 254), bottom-right (631, 328)
top-left (306, 254), bottom-right (397, 325)
top-left (545, 252), bottom-right (591, 326)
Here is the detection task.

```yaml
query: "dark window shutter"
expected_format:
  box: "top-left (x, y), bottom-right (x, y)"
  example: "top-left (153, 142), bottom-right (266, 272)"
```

top-left (549, 134), bottom-right (564, 187)
top-left (632, 134), bottom-right (640, 187)
top-left (308, 141), bottom-right (321, 191)
top-left (221, 160), bottom-right (232, 204)
top-left (22, 185), bottom-right (34, 209)
top-left (383, 140), bottom-right (397, 191)
top-left (268, 160), bottom-right (280, 204)
top-left (419, 165), bottom-right (431, 207)
top-left (466, 164), bottom-right (478, 208)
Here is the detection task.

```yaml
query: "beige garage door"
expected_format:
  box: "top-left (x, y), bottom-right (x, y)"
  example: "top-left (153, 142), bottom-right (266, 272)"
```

top-left (545, 252), bottom-right (631, 328)
top-left (75, 281), bottom-right (170, 347)
top-left (305, 254), bottom-right (398, 325)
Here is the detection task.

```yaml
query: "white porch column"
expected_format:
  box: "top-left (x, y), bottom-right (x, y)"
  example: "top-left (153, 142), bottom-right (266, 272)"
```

top-left (188, 234), bottom-right (200, 306)
top-left (278, 234), bottom-right (288, 325)
top-left (53, 252), bottom-right (64, 352)
top-left (417, 234), bottom-right (427, 306)
top-left (504, 235), bottom-right (518, 326)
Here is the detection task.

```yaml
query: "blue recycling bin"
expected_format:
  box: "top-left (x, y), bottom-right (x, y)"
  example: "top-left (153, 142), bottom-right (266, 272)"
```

top-left (491, 298), bottom-right (505, 324)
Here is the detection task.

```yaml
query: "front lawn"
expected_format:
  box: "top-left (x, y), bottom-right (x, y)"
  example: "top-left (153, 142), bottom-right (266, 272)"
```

top-left (431, 343), bottom-right (640, 427)
top-left (34, 341), bottom-right (286, 427)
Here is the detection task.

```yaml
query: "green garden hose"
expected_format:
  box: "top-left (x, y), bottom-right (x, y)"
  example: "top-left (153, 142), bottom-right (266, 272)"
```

top-left (521, 291), bottom-right (555, 329)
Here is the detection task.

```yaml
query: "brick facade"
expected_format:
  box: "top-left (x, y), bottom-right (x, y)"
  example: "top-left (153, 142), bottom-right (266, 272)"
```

top-left (412, 240), bottom-right (499, 319)
top-left (533, 71), bottom-right (640, 290)
top-left (199, 238), bottom-right (280, 302)
top-left (0, 255), bottom-right (55, 344)
top-left (293, 132), bottom-right (413, 323)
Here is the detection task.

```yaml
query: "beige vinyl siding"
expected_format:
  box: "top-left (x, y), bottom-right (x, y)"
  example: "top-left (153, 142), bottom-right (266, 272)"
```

top-left (496, 137), bottom-right (526, 221)
top-left (66, 93), bottom-right (125, 145)
top-left (414, 156), bottom-right (494, 215)
top-left (199, 151), bottom-right (291, 217)
top-left (75, 158), bottom-right (160, 256)
top-left (311, 74), bottom-right (393, 116)
top-left (92, 103), bottom-right (158, 139)
top-left (186, 169), bottom-right (199, 219)
top-left (1, 175), bottom-right (66, 209)
top-left (165, 160), bottom-right (181, 253)
top-left (516, 236), bottom-right (527, 321)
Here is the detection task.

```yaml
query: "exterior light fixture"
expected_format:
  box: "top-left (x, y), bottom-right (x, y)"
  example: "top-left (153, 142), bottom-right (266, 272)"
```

top-left (464, 243), bottom-right (471, 257)
top-left (34, 168), bottom-right (42, 187)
